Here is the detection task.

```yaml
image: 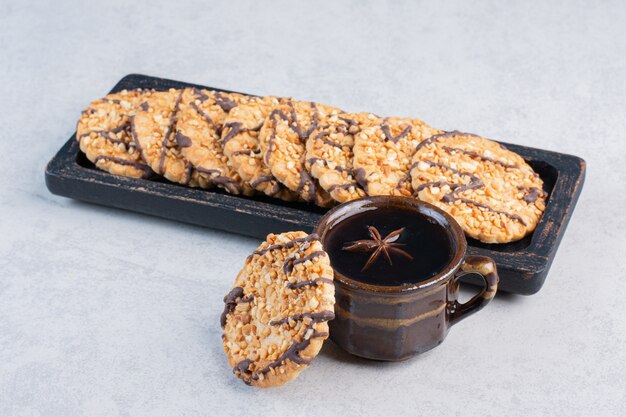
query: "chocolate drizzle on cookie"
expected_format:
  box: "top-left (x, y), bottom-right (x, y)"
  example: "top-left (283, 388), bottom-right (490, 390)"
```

top-left (231, 149), bottom-right (254, 157)
top-left (327, 182), bottom-right (359, 192)
top-left (182, 161), bottom-right (194, 186)
top-left (313, 131), bottom-right (345, 148)
top-left (233, 359), bottom-right (253, 376)
top-left (194, 165), bottom-right (243, 194)
top-left (296, 170), bottom-right (317, 202)
top-left (442, 145), bottom-right (518, 169)
top-left (221, 286), bottom-right (244, 327)
top-left (283, 250), bottom-right (326, 275)
top-left (249, 175), bottom-right (275, 189)
top-left (190, 101), bottom-right (220, 133)
top-left (213, 175), bottom-right (243, 194)
top-left (249, 233), bottom-right (320, 259)
top-left (221, 121), bottom-right (258, 145)
top-left (175, 132), bottom-right (192, 148)
top-left (79, 123), bottom-right (129, 143)
top-left (287, 101), bottom-right (320, 140)
top-left (413, 159), bottom-right (526, 225)
top-left (456, 198), bottom-right (526, 225)
top-left (196, 167), bottom-right (220, 176)
top-left (214, 92), bottom-right (237, 112)
top-left (270, 310), bottom-right (335, 326)
top-left (381, 119), bottom-right (412, 143)
top-left (518, 186), bottom-right (547, 204)
top-left (306, 158), bottom-right (350, 174)
top-left (130, 116), bottom-right (147, 161)
top-left (220, 287), bottom-right (254, 328)
top-left (395, 171), bottom-right (413, 192)
top-left (157, 91), bottom-right (183, 175)
top-left (415, 130), bottom-right (471, 151)
top-left (192, 88), bottom-right (210, 103)
top-left (354, 167), bottom-right (369, 192)
top-left (234, 311), bottom-right (333, 384)
top-left (285, 277), bottom-right (334, 290)
top-left (93, 155), bottom-right (154, 178)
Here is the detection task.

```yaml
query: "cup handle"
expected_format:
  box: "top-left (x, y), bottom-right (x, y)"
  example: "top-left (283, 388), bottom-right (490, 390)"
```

top-left (448, 255), bottom-right (499, 326)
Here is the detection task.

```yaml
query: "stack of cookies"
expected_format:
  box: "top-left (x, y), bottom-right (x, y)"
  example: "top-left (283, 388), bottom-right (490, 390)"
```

top-left (77, 87), bottom-right (547, 244)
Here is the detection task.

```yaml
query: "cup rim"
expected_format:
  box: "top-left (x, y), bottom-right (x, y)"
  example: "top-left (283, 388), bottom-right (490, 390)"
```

top-left (315, 196), bottom-right (467, 294)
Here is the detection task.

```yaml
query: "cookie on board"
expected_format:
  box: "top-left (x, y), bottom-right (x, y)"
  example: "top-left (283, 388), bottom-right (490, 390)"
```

top-left (260, 100), bottom-right (340, 207)
top-left (175, 88), bottom-right (255, 195)
top-left (76, 89), bottom-right (155, 179)
top-left (131, 89), bottom-right (205, 187)
top-left (352, 117), bottom-right (441, 197)
top-left (221, 97), bottom-right (300, 201)
top-left (306, 112), bottom-right (378, 203)
top-left (410, 131), bottom-right (547, 243)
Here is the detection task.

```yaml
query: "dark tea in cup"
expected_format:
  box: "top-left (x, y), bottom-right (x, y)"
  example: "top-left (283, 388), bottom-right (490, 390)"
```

top-left (324, 206), bottom-right (453, 287)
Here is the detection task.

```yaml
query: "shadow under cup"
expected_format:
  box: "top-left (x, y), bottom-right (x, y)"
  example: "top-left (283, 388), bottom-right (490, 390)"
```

top-left (315, 196), bottom-right (499, 361)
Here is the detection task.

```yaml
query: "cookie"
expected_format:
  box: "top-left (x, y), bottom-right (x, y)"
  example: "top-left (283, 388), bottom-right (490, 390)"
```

top-left (76, 89), bottom-right (155, 179)
top-left (352, 117), bottom-right (441, 197)
top-left (131, 89), bottom-right (206, 187)
top-left (306, 112), bottom-right (378, 203)
top-left (260, 100), bottom-right (339, 207)
top-left (221, 97), bottom-right (300, 201)
top-left (221, 231), bottom-right (335, 387)
top-left (175, 88), bottom-right (255, 195)
top-left (410, 131), bottom-right (547, 243)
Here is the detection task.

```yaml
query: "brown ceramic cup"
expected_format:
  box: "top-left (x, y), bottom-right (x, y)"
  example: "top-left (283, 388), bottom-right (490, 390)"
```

top-left (315, 196), bottom-right (499, 361)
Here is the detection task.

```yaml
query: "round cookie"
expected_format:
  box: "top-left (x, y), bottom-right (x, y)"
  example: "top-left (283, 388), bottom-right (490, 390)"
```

top-left (221, 97), bottom-right (300, 201)
top-left (131, 89), bottom-right (205, 187)
top-left (76, 89), bottom-right (155, 179)
top-left (260, 100), bottom-right (340, 207)
top-left (221, 231), bottom-right (335, 388)
top-left (352, 117), bottom-right (441, 197)
top-left (305, 112), bottom-right (378, 203)
top-left (175, 88), bottom-right (255, 195)
top-left (410, 131), bottom-right (547, 243)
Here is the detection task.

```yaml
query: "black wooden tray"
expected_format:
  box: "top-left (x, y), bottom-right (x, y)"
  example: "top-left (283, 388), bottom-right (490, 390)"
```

top-left (45, 74), bottom-right (586, 295)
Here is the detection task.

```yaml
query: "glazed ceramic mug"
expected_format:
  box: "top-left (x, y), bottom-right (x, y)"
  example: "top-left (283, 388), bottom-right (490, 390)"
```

top-left (315, 196), bottom-right (499, 361)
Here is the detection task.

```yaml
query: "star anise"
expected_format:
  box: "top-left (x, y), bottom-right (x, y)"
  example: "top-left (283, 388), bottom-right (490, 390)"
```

top-left (342, 226), bottom-right (414, 272)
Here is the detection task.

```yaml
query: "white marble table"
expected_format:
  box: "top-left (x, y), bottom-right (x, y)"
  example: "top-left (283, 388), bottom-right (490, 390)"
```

top-left (1, 1), bottom-right (624, 416)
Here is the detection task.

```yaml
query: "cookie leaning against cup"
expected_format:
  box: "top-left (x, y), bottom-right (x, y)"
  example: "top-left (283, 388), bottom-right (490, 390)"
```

top-left (260, 100), bottom-right (339, 207)
top-left (305, 112), bottom-right (378, 203)
top-left (221, 231), bottom-right (335, 387)
top-left (175, 88), bottom-right (255, 195)
top-left (352, 117), bottom-right (442, 197)
top-left (76, 89), bottom-right (155, 179)
top-left (410, 131), bottom-right (547, 243)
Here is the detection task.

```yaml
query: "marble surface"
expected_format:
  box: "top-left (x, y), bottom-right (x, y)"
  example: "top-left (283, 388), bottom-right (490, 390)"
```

top-left (1, 1), bottom-right (624, 416)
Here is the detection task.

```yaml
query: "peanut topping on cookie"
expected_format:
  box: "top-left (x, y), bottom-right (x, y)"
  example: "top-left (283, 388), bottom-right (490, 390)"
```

top-left (306, 112), bottom-right (378, 203)
top-left (77, 89), bottom-right (156, 179)
top-left (221, 97), bottom-right (300, 201)
top-left (260, 100), bottom-right (340, 207)
top-left (410, 131), bottom-right (547, 243)
top-left (175, 88), bottom-right (255, 195)
top-left (221, 231), bottom-right (335, 387)
top-left (353, 117), bottom-right (441, 197)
